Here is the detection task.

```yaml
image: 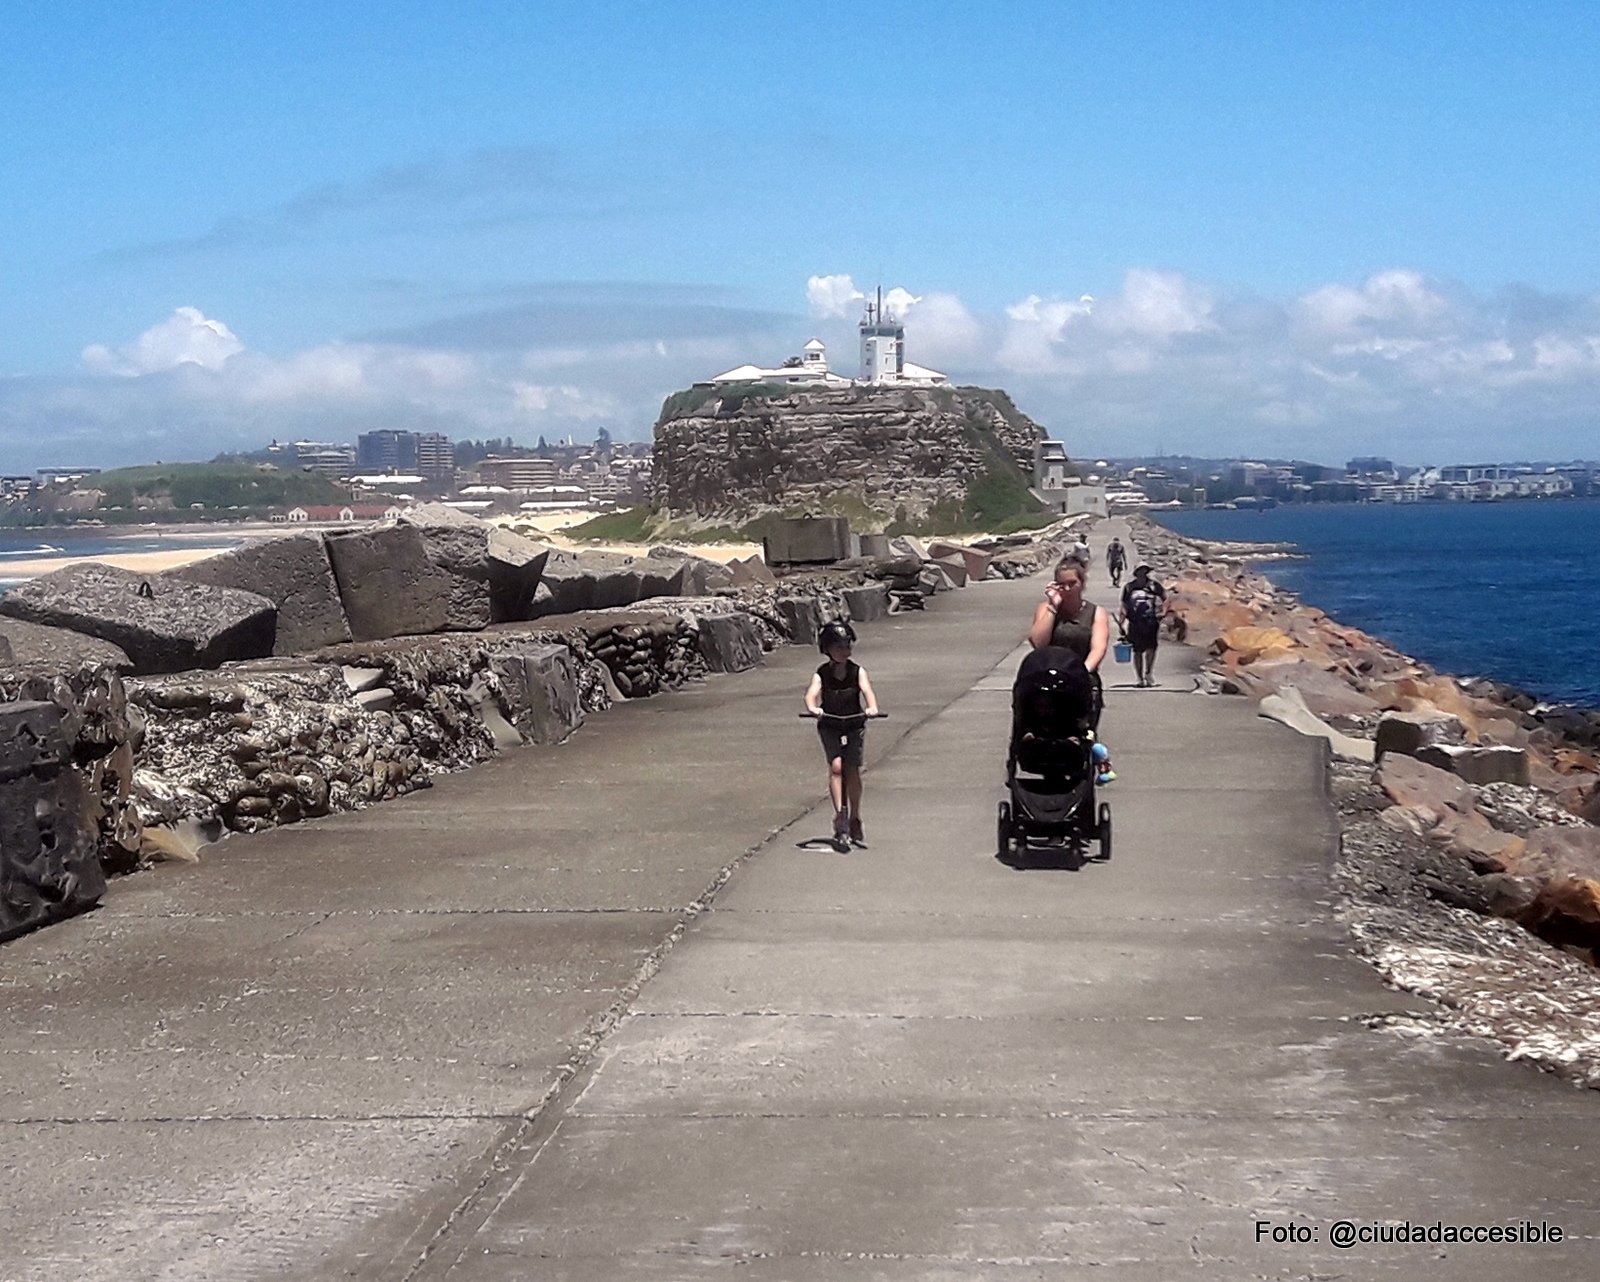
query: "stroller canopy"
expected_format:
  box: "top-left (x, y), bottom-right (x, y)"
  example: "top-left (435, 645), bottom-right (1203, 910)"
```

top-left (1013, 646), bottom-right (1095, 739)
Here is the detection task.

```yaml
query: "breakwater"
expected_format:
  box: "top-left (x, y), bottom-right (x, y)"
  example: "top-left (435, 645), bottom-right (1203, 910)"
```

top-left (0, 509), bottom-right (1076, 941)
top-left (1131, 513), bottom-right (1600, 1084)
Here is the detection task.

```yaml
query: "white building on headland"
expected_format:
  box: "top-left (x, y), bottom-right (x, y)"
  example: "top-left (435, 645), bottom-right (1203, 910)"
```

top-left (704, 287), bottom-right (948, 388)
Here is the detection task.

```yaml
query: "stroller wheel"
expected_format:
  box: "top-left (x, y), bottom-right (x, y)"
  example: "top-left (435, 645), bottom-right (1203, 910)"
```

top-left (1097, 801), bottom-right (1112, 860)
top-left (997, 801), bottom-right (1012, 858)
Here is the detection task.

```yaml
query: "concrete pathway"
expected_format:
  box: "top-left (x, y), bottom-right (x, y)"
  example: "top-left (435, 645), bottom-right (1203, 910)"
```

top-left (5, 523), bottom-right (1600, 1280)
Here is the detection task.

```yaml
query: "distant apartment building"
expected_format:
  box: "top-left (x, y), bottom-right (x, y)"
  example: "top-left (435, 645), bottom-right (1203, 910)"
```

top-left (356, 430), bottom-right (420, 474)
top-left (1346, 456), bottom-right (1396, 478)
top-left (477, 456), bottom-right (557, 490)
top-left (293, 441), bottom-right (356, 480)
top-left (415, 433), bottom-right (455, 483)
top-left (36, 466), bottom-right (102, 486)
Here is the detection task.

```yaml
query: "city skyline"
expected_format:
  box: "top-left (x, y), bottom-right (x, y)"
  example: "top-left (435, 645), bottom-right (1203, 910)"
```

top-left (4, 2), bottom-right (1600, 470)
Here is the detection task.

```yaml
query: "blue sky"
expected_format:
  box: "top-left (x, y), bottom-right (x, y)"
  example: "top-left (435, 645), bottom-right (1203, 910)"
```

top-left (4, 0), bottom-right (1600, 468)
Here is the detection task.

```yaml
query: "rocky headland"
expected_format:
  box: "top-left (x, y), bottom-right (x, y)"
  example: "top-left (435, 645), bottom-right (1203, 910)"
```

top-left (649, 383), bottom-right (1046, 525)
top-left (1130, 512), bottom-right (1600, 1086)
top-left (0, 504), bottom-right (1083, 942)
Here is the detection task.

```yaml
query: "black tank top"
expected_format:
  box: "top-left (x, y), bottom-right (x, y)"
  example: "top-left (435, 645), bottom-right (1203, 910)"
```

top-left (818, 660), bottom-right (863, 717)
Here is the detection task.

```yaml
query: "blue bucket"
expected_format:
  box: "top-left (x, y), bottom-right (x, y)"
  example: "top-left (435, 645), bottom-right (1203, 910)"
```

top-left (1113, 642), bottom-right (1133, 664)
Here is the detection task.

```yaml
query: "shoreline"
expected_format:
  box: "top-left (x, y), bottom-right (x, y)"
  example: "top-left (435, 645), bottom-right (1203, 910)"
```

top-left (1126, 512), bottom-right (1600, 1090)
top-left (1144, 510), bottom-right (1598, 718)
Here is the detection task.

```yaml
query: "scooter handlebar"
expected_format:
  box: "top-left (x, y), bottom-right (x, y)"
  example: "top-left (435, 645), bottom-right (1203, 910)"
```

top-left (798, 710), bottom-right (888, 721)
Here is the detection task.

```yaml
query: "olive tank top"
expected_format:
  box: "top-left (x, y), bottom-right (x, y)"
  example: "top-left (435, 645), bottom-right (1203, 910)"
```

top-left (1049, 599), bottom-right (1098, 660)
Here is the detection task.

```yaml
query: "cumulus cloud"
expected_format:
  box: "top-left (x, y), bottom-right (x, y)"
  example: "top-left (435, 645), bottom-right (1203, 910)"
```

top-left (10, 270), bottom-right (1600, 471)
top-left (82, 307), bottom-right (244, 376)
top-left (806, 273), bottom-right (865, 317)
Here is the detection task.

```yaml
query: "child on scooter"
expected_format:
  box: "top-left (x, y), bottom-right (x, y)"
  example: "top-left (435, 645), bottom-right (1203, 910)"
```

top-left (804, 620), bottom-right (880, 848)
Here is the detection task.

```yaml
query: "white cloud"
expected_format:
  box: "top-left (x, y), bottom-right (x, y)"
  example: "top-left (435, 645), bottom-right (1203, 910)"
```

top-left (14, 271), bottom-right (1600, 471)
top-left (82, 306), bottom-right (244, 376)
top-left (806, 273), bottom-right (864, 317)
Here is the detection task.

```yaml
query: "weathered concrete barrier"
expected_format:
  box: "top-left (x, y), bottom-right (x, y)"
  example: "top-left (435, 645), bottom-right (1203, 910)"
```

top-left (0, 564), bottom-right (277, 674)
top-left (0, 700), bottom-right (105, 940)
top-left (324, 524), bottom-right (456, 641)
top-left (171, 532), bottom-right (352, 654)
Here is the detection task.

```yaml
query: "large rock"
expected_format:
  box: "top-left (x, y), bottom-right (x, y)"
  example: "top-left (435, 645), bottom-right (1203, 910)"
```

top-left (1374, 710), bottom-right (1467, 762)
top-left (843, 583), bottom-right (890, 624)
top-left (0, 617), bottom-right (132, 672)
top-left (764, 516), bottom-right (850, 565)
top-left (776, 596), bottom-right (823, 645)
top-left (530, 549), bottom-right (654, 616)
top-left (1376, 752), bottom-right (1473, 819)
top-left (928, 540), bottom-right (991, 582)
top-left (171, 533), bottom-right (351, 654)
top-left (325, 524), bottom-right (455, 641)
top-left (396, 505), bottom-right (552, 623)
top-left (489, 643), bottom-right (584, 746)
top-left (648, 548), bottom-right (733, 595)
top-left (697, 613), bottom-right (764, 673)
top-left (727, 555), bottom-right (778, 589)
top-left (393, 506), bottom-right (493, 630)
top-left (929, 554), bottom-right (968, 588)
top-left (1511, 826), bottom-right (1600, 884)
top-left (0, 563), bottom-right (275, 674)
top-left (1415, 743), bottom-right (1531, 787)
top-left (0, 700), bottom-right (104, 941)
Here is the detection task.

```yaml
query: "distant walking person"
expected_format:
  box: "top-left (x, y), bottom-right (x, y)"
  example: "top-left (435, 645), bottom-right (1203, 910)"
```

top-left (1069, 532), bottom-right (1092, 569)
top-left (1105, 537), bottom-right (1127, 587)
top-left (1119, 564), bottom-right (1167, 688)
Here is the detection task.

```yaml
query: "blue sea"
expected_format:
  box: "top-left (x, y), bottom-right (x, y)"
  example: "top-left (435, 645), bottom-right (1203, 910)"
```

top-left (0, 529), bottom-right (243, 591)
top-left (1153, 500), bottom-right (1600, 709)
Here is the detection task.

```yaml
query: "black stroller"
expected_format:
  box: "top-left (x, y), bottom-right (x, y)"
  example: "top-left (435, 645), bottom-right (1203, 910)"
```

top-left (998, 646), bottom-right (1112, 861)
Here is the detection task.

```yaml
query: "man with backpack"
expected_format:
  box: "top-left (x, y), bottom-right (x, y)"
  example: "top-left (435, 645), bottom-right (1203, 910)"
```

top-left (1118, 563), bottom-right (1167, 688)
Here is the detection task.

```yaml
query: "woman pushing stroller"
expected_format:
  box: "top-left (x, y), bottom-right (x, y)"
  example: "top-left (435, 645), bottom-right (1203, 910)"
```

top-left (1027, 556), bottom-right (1115, 782)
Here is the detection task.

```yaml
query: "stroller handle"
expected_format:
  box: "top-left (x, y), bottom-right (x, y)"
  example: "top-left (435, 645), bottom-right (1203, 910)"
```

top-left (798, 710), bottom-right (887, 722)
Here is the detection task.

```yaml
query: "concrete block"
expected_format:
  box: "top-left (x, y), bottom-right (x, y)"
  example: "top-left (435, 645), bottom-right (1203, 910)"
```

top-left (1415, 743), bottom-right (1532, 786)
top-left (697, 613), bottom-right (764, 673)
top-left (842, 583), bottom-right (890, 624)
top-left (0, 617), bottom-right (131, 672)
top-left (764, 516), bottom-right (850, 565)
top-left (776, 596), bottom-right (823, 645)
top-left (325, 525), bottom-right (454, 641)
top-left (930, 556), bottom-right (968, 587)
top-left (172, 532), bottom-right (351, 654)
top-left (858, 533), bottom-right (892, 558)
top-left (928, 540), bottom-right (992, 582)
top-left (0, 563), bottom-right (276, 674)
top-left (0, 700), bottom-right (104, 941)
top-left (490, 643), bottom-right (584, 746)
top-left (1374, 710), bottom-right (1467, 762)
top-left (727, 556), bottom-right (777, 589)
top-left (889, 535), bottom-right (931, 562)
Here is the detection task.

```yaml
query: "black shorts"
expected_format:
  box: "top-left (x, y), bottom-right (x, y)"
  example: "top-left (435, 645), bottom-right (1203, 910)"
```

top-left (1127, 620), bottom-right (1160, 653)
top-left (818, 722), bottom-right (865, 768)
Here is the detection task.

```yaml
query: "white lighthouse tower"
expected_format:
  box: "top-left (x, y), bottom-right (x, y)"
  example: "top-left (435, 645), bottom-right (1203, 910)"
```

top-left (858, 286), bottom-right (905, 383)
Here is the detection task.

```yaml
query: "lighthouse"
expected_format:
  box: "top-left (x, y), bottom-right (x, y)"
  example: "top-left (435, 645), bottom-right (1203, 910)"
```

top-left (858, 286), bottom-right (905, 383)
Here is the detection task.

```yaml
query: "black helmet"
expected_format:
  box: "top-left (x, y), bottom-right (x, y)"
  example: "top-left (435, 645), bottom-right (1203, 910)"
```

top-left (818, 619), bottom-right (857, 653)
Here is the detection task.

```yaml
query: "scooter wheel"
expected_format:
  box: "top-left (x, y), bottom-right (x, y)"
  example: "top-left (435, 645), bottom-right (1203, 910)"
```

top-left (1097, 801), bottom-right (1112, 860)
top-left (997, 801), bottom-right (1012, 858)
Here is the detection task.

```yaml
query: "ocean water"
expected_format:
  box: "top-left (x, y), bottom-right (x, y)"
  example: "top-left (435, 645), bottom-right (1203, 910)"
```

top-left (0, 529), bottom-right (241, 590)
top-left (1152, 499), bottom-right (1600, 709)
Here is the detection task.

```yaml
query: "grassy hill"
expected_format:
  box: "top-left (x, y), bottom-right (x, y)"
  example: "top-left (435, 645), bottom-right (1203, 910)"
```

top-left (91, 462), bottom-right (346, 515)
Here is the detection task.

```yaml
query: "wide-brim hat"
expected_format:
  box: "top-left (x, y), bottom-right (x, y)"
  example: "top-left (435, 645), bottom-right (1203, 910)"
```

top-left (1134, 563), bottom-right (1153, 574)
